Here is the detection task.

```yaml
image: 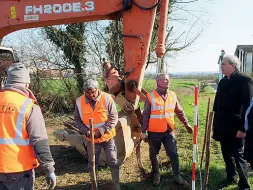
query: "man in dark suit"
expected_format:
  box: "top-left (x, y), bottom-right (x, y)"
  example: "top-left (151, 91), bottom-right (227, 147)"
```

top-left (213, 55), bottom-right (253, 190)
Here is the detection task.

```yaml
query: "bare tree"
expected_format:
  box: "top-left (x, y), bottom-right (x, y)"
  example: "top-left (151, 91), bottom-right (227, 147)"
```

top-left (2, 29), bottom-right (80, 113)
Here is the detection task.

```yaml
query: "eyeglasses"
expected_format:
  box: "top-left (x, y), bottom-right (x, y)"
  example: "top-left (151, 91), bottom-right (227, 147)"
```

top-left (85, 89), bottom-right (98, 95)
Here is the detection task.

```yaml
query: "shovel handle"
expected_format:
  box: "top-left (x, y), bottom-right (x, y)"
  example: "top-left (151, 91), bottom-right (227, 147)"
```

top-left (89, 118), bottom-right (97, 190)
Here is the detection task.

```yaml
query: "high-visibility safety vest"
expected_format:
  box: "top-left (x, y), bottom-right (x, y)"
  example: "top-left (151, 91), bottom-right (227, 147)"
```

top-left (0, 90), bottom-right (39, 173)
top-left (76, 92), bottom-right (116, 143)
top-left (147, 90), bottom-right (177, 132)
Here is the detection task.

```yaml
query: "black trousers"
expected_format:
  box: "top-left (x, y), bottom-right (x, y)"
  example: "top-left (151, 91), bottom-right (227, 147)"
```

top-left (148, 131), bottom-right (180, 177)
top-left (245, 129), bottom-right (253, 169)
top-left (220, 139), bottom-right (250, 189)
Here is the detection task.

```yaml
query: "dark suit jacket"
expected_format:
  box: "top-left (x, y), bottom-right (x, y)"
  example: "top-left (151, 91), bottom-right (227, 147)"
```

top-left (213, 71), bottom-right (253, 141)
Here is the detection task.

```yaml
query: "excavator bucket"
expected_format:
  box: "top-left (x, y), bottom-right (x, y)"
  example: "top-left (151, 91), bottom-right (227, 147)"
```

top-left (54, 111), bottom-right (135, 166)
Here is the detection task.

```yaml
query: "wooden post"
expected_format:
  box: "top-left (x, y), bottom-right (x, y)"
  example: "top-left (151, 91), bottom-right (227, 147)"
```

top-left (203, 112), bottom-right (214, 190)
top-left (200, 98), bottom-right (211, 169)
top-left (89, 118), bottom-right (98, 190)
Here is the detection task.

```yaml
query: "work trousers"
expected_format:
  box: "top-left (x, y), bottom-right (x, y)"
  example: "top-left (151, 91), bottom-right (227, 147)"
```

top-left (86, 138), bottom-right (119, 170)
top-left (148, 131), bottom-right (180, 177)
top-left (0, 169), bottom-right (34, 190)
top-left (220, 139), bottom-right (250, 189)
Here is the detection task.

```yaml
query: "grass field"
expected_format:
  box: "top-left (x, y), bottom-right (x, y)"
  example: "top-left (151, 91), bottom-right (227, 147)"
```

top-left (34, 79), bottom-right (253, 190)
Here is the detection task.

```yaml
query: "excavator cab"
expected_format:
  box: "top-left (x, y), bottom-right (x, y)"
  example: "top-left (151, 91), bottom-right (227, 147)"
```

top-left (0, 46), bottom-right (19, 90)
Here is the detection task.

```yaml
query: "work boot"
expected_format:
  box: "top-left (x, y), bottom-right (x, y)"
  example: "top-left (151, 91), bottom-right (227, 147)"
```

top-left (150, 148), bottom-right (160, 186)
top-left (153, 172), bottom-right (161, 186)
top-left (173, 176), bottom-right (189, 186)
top-left (111, 167), bottom-right (121, 190)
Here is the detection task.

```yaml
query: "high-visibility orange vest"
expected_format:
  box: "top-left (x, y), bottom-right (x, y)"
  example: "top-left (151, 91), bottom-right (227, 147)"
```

top-left (0, 90), bottom-right (39, 173)
top-left (147, 90), bottom-right (177, 132)
top-left (76, 92), bottom-right (116, 143)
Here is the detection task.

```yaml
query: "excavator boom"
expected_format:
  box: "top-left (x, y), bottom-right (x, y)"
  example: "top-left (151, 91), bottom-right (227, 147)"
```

top-left (0, 0), bottom-right (122, 38)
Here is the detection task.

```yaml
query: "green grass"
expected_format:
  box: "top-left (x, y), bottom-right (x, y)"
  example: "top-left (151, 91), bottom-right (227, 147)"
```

top-left (40, 78), bottom-right (252, 189)
top-left (142, 78), bottom-right (198, 92)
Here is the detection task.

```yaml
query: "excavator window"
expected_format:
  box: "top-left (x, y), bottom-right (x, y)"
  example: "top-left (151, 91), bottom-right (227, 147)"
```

top-left (0, 49), bottom-right (15, 90)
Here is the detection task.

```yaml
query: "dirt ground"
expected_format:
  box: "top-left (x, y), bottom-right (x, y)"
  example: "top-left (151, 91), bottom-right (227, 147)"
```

top-left (34, 118), bottom-right (192, 190)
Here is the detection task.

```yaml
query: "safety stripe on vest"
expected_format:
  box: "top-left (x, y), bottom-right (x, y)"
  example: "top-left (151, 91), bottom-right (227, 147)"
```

top-left (150, 91), bottom-right (176, 110)
top-left (245, 97), bottom-right (253, 131)
top-left (150, 92), bottom-right (163, 110)
top-left (0, 98), bottom-right (32, 146)
top-left (86, 122), bottom-right (107, 129)
top-left (105, 93), bottom-right (110, 116)
top-left (76, 96), bottom-right (83, 120)
top-left (150, 113), bottom-right (174, 118)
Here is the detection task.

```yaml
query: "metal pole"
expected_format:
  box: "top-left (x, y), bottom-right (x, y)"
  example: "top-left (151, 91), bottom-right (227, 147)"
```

top-left (192, 86), bottom-right (199, 190)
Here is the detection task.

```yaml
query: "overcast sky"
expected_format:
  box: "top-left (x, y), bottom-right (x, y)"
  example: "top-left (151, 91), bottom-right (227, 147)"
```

top-left (166, 0), bottom-right (253, 73)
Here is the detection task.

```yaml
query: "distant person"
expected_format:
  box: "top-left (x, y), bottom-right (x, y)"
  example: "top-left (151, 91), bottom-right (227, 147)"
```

top-left (244, 98), bottom-right (253, 169)
top-left (74, 78), bottom-right (120, 190)
top-left (141, 73), bottom-right (193, 186)
top-left (0, 63), bottom-right (56, 190)
top-left (213, 55), bottom-right (253, 190)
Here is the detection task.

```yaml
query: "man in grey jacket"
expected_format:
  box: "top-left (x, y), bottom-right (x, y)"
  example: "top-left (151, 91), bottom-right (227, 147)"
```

top-left (0, 63), bottom-right (56, 190)
top-left (74, 78), bottom-right (120, 190)
top-left (141, 73), bottom-right (192, 186)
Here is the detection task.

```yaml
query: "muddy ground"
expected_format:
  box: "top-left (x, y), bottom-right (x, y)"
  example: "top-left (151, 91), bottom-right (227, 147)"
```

top-left (34, 118), bottom-right (192, 190)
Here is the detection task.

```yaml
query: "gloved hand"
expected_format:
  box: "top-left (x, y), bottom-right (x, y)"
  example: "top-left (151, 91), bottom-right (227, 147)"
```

top-left (45, 172), bottom-right (56, 189)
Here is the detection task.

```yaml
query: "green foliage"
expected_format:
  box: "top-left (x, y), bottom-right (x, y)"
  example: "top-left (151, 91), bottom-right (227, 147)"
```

top-left (43, 23), bottom-right (86, 93)
top-left (30, 78), bottom-right (79, 113)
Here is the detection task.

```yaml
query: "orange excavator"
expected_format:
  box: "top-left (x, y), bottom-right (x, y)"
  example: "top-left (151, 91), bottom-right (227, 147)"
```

top-left (0, 0), bottom-right (169, 171)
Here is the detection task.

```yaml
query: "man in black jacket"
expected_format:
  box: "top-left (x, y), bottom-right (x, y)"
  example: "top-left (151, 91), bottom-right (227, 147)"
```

top-left (213, 55), bottom-right (253, 190)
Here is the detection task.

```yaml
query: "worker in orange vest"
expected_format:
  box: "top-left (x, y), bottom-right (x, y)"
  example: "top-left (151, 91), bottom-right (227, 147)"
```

top-left (74, 78), bottom-right (120, 190)
top-left (0, 63), bottom-right (56, 189)
top-left (141, 73), bottom-right (192, 186)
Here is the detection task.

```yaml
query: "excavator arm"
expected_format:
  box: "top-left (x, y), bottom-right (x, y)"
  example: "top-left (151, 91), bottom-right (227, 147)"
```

top-left (0, 0), bottom-right (168, 103)
top-left (0, 0), bottom-right (169, 165)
